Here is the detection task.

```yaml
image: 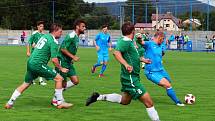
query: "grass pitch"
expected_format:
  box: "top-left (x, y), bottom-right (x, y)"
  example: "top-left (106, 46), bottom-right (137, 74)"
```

top-left (0, 46), bottom-right (215, 121)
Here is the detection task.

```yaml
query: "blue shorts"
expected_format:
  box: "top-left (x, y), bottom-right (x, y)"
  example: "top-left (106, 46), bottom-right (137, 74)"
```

top-left (97, 52), bottom-right (109, 63)
top-left (145, 70), bottom-right (171, 84)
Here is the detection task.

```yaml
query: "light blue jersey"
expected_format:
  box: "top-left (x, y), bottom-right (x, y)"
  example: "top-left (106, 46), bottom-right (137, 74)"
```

top-left (143, 40), bottom-right (171, 84)
top-left (95, 32), bottom-right (111, 63)
top-left (143, 41), bottom-right (164, 72)
top-left (95, 32), bottom-right (111, 53)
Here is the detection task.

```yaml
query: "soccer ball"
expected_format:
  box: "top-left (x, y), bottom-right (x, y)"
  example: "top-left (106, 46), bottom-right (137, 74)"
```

top-left (184, 94), bottom-right (195, 104)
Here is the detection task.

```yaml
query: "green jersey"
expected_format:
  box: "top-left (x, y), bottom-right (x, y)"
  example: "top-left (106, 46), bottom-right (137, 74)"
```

top-left (28, 34), bottom-right (59, 65)
top-left (58, 31), bottom-right (80, 63)
top-left (115, 36), bottom-right (140, 78)
top-left (28, 31), bottom-right (44, 52)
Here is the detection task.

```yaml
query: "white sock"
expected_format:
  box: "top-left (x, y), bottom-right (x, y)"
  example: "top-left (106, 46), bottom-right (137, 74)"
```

top-left (97, 93), bottom-right (122, 103)
top-left (7, 89), bottom-right (21, 105)
top-left (39, 77), bottom-right (44, 82)
top-left (65, 81), bottom-right (75, 90)
top-left (146, 106), bottom-right (160, 121)
top-left (54, 89), bottom-right (64, 104)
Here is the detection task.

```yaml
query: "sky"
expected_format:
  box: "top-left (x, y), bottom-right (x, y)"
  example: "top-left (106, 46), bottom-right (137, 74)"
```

top-left (197, 0), bottom-right (215, 7)
top-left (83, 0), bottom-right (126, 3)
top-left (83, 0), bottom-right (215, 7)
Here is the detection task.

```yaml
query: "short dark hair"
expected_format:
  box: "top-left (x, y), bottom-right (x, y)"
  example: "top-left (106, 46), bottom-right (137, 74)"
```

top-left (101, 24), bottom-right (108, 29)
top-left (49, 23), bottom-right (62, 33)
top-left (121, 22), bottom-right (134, 36)
top-left (154, 31), bottom-right (164, 38)
top-left (37, 21), bottom-right (44, 26)
top-left (73, 19), bottom-right (86, 29)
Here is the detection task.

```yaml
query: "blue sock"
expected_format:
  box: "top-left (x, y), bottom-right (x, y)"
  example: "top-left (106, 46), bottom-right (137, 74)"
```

top-left (100, 64), bottom-right (107, 74)
top-left (94, 63), bottom-right (101, 68)
top-left (166, 87), bottom-right (180, 104)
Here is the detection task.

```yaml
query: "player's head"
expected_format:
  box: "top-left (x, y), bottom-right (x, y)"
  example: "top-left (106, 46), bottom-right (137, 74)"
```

top-left (121, 22), bottom-right (135, 39)
top-left (49, 23), bottom-right (63, 39)
top-left (154, 31), bottom-right (164, 45)
top-left (37, 21), bottom-right (44, 32)
top-left (73, 19), bottom-right (86, 34)
top-left (101, 25), bottom-right (108, 34)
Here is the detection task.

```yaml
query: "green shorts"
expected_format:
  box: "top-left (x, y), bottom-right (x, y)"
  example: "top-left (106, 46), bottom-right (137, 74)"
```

top-left (24, 63), bottom-right (57, 83)
top-left (120, 75), bottom-right (146, 100)
top-left (56, 58), bottom-right (76, 81)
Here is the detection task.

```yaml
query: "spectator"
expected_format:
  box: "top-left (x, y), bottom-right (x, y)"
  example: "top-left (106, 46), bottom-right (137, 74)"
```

top-left (178, 33), bottom-right (184, 51)
top-left (168, 32), bottom-right (175, 49)
top-left (184, 34), bottom-right (189, 49)
top-left (80, 34), bottom-right (86, 46)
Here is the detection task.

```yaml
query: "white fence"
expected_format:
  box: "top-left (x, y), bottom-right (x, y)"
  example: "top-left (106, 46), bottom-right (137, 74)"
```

top-left (0, 30), bottom-right (215, 51)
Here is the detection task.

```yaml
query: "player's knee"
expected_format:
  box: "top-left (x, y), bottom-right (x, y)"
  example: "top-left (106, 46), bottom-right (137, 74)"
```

top-left (55, 74), bottom-right (63, 82)
top-left (120, 100), bottom-right (131, 105)
top-left (72, 79), bottom-right (79, 85)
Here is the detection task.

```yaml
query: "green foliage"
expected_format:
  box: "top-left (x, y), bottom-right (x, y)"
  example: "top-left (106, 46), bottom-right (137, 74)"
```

top-left (0, 0), bottom-right (119, 30)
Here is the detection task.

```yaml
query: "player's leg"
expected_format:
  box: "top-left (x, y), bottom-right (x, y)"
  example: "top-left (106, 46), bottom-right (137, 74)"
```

top-left (99, 53), bottom-right (109, 77)
top-left (147, 71), bottom-right (184, 106)
top-left (91, 53), bottom-right (102, 73)
top-left (52, 73), bottom-right (73, 109)
top-left (139, 93), bottom-right (160, 121)
top-left (5, 70), bottom-right (36, 109)
top-left (85, 92), bottom-right (131, 106)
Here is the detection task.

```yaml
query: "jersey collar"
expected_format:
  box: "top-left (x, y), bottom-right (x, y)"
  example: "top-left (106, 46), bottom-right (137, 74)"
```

top-left (51, 34), bottom-right (58, 44)
top-left (122, 36), bottom-right (132, 41)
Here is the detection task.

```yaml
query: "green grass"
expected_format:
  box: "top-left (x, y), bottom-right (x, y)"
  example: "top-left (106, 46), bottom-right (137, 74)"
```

top-left (0, 46), bottom-right (215, 121)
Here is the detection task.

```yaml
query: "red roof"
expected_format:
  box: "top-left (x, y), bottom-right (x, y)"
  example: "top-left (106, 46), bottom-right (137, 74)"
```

top-left (134, 23), bottom-right (153, 28)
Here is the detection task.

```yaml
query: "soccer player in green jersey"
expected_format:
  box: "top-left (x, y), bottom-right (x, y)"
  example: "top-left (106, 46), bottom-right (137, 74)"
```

top-left (51, 19), bottom-right (86, 106)
top-left (26, 21), bottom-right (47, 85)
top-left (5, 23), bottom-right (73, 109)
top-left (86, 22), bottom-right (160, 121)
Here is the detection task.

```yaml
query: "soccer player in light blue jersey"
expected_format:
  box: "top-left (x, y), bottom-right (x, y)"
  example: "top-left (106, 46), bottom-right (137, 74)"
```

top-left (91, 25), bottom-right (112, 77)
top-left (142, 31), bottom-right (184, 106)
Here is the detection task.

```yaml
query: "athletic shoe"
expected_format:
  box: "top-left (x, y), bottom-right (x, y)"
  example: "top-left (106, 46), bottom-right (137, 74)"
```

top-left (4, 103), bottom-right (13, 109)
top-left (85, 92), bottom-right (100, 106)
top-left (176, 103), bottom-right (185, 107)
top-left (39, 81), bottom-right (47, 86)
top-left (91, 66), bottom-right (96, 73)
top-left (32, 80), bottom-right (36, 85)
top-left (57, 102), bottom-right (73, 109)
top-left (51, 100), bottom-right (58, 107)
top-left (99, 74), bottom-right (104, 78)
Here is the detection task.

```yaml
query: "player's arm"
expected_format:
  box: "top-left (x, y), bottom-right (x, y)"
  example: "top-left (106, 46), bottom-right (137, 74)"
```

top-left (61, 48), bottom-right (79, 62)
top-left (50, 41), bottom-right (68, 73)
top-left (113, 50), bottom-right (133, 73)
top-left (26, 35), bottom-right (34, 57)
top-left (108, 36), bottom-right (112, 51)
top-left (26, 44), bottom-right (31, 57)
top-left (52, 58), bottom-right (68, 73)
top-left (140, 57), bottom-right (151, 64)
top-left (94, 34), bottom-right (100, 51)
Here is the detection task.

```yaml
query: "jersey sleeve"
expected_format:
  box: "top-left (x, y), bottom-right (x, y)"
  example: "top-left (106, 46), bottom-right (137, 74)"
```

top-left (61, 34), bottom-right (72, 49)
top-left (115, 40), bottom-right (129, 53)
top-left (50, 41), bottom-right (59, 59)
